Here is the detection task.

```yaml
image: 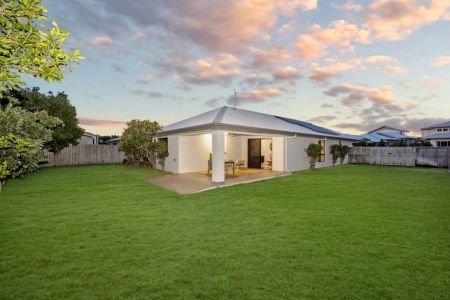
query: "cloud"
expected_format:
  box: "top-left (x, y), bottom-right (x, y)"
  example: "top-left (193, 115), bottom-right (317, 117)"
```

top-left (272, 66), bottom-right (301, 81)
top-left (294, 20), bottom-right (371, 60)
top-left (334, 117), bottom-right (449, 134)
top-left (160, 53), bottom-right (241, 86)
top-left (111, 64), bottom-right (127, 73)
top-left (310, 59), bottom-right (364, 83)
top-left (308, 115), bottom-right (337, 123)
top-left (78, 116), bottom-right (127, 127)
top-left (100, 0), bottom-right (316, 53)
top-left (245, 73), bottom-right (273, 86)
top-left (365, 55), bottom-right (398, 63)
top-left (229, 87), bottom-right (282, 104)
top-left (432, 55), bottom-right (450, 67)
top-left (89, 36), bottom-right (112, 47)
top-left (249, 46), bottom-right (291, 68)
top-left (422, 76), bottom-right (442, 87)
top-left (324, 83), bottom-right (405, 112)
top-left (137, 74), bottom-right (153, 83)
top-left (377, 65), bottom-right (407, 74)
top-left (331, 1), bottom-right (363, 11)
top-left (131, 90), bottom-right (163, 98)
top-left (365, 0), bottom-right (450, 41)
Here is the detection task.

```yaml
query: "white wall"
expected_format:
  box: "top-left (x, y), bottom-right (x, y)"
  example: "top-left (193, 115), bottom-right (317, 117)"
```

top-left (161, 136), bottom-right (179, 173)
top-left (178, 134), bottom-right (212, 173)
top-left (271, 137), bottom-right (285, 172)
top-left (285, 137), bottom-right (353, 172)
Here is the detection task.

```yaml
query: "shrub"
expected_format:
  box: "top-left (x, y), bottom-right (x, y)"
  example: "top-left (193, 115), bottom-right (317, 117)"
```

top-left (119, 119), bottom-right (168, 169)
top-left (330, 144), bottom-right (340, 166)
top-left (0, 104), bottom-right (61, 187)
top-left (306, 143), bottom-right (322, 170)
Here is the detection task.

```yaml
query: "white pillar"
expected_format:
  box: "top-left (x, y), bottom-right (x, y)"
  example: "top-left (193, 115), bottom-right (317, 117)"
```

top-left (212, 130), bottom-right (225, 183)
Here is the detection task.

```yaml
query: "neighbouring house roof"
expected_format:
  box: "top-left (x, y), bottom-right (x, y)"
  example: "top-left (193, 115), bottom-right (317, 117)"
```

top-left (105, 137), bottom-right (121, 144)
top-left (424, 132), bottom-right (450, 140)
top-left (421, 121), bottom-right (450, 130)
top-left (368, 125), bottom-right (409, 133)
top-left (83, 132), bottom-right (98, 138)
top-left (160, 106), bottom-right (358, 140)
top-left (357, 131), bottom-right (414, 142)
top-left (376, 131), bottom-right (415, 140)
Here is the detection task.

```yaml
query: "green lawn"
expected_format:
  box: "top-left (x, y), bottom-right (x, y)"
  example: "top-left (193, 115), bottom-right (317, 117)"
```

top-left (0, 165), bottom-right (449, 299)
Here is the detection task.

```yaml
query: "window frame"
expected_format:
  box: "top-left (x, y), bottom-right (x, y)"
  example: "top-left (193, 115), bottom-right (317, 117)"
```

top-left (318, 140), bottom-right (326, 162)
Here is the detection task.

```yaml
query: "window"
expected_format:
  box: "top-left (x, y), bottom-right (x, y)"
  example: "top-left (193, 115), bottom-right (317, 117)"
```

top-left (443, 128), bottom-right (448, 132)
top-left (437, 141), bottom-right (449, 147)
top-left (318, 140), bottom-right (325, 162)
top-left (437, 128), bottom-right (442, 132)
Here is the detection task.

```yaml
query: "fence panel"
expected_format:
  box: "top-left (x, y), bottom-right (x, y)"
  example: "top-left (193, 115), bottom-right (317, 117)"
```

top-left (349, 147), bottom-right (449, 168)
top-left (46, 145), bottom-right (125, 167)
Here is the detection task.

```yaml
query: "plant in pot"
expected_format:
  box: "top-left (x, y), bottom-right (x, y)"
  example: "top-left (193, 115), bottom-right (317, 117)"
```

top-left (306, 143), bottom-right (322, 170)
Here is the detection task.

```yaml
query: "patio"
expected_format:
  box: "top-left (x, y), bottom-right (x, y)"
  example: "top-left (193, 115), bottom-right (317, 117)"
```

top-left (150, 169), bottom-right (290, 194)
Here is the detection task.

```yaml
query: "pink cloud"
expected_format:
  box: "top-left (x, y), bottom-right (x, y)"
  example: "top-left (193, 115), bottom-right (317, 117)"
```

top-left (332, 1), bottom-right (363, 11)
top-left (432, 55), bottom-right (450, 67)
top-left (294, 20), bottom-right (371, 60)
top-left (230, 87), bottom-right (282, 104)
top-left (377, 65), bottom-right (407, 74)
top-left (162, 53), bottom-right (241, 86)
top-left (272, 66), bottom-right (301, 81)
top-left (366, 0), bottom-right (450, 41)
top-left (365, 55), bottom-right (398, 63)
top-left (137, 74), bottom-right (153, 83)
top-left (250, 46), bottom-right (291, 68)
top-left (78, 116), bottom-right (127, 127)
top-left (324, 83), bottom-right (405, 112)
top-left (89, 36), bottom-right (112, 47)
top-left (310, 59), bottom-right (364, 82)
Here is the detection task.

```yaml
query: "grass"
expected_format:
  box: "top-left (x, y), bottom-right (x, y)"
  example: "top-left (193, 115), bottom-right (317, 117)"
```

top-left (0, 165), bottom-right (449, 299)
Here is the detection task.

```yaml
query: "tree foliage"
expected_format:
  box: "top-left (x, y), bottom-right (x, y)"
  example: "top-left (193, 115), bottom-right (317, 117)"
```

top-left (306, 143), bottom-right (322, 170)
top-left (1, 87), bottom-right (84, 152)
top-left (0, 0), bottom-right (84, 94)
top-left (119, 120), bottom-right (168, 168)
top-left (330, 144), bottom-right (340, 166)
top-left (0, 103), bottom-right (61, 187)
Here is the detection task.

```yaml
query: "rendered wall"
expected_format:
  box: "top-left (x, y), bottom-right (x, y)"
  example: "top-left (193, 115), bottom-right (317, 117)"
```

top-left (285, 137), bottom-right (353, 172)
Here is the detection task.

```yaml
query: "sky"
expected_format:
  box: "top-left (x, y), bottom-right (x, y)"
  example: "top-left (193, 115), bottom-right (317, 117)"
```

top-left (25, 0), bottom-right (450, 136)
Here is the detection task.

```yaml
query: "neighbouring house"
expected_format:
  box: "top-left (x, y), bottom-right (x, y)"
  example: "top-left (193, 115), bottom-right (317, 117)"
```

top-left (157, 106), bottom-right (358, 183)
top-left (78, 132), bottom-right (99, 145)
top-left (358, 126), bottom-right (415, 145)
top-left (104, 137), bottom-right (121, 145)
top-left (421, 121), bottom-right (450, 147)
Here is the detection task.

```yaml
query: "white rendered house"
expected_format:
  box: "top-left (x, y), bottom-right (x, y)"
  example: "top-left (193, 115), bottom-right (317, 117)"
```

top-left (421, 121), bottom-right (450, 147)
top-left (158, 106), bottom-right (357, 183)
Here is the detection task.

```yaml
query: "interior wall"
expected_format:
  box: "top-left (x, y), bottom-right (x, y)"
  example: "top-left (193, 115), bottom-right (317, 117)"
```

top-left (261, 139), bottom-right (272, 163)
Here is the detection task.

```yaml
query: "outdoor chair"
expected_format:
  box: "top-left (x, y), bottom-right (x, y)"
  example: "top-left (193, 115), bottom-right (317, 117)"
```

top-left (236, 160), bottom-right (245, 169)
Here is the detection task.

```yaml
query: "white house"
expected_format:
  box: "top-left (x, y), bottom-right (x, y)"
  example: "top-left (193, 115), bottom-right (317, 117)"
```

top-left (359, 126), bottom-right (415, 145)
top-left (421, 121), bottom-right (450, 147)
top-left (78, 132), bottom-right (99, 145)
top-left (158, 106), bottom-right (357, 183)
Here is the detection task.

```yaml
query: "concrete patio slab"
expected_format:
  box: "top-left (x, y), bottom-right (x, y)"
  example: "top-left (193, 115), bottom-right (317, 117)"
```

top-left (149, 169), bottom-right (291, 194)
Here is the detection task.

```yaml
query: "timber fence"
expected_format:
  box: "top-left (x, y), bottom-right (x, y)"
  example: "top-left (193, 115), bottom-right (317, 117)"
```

top-left (349, 147), bottom-right (449, 168)
top-left (45, 145), bottom-right (125, 167)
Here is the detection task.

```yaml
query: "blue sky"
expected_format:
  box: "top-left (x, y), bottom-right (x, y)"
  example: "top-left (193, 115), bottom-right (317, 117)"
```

top-left (26, 0), bottom-right (450, 135)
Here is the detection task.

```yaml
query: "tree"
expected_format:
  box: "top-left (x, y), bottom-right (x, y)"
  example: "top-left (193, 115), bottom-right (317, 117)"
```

top-left (306, 143), bottom-right (322, 170)
top-left (377, 139), bottom-right (386, 147)
top-left (0, 0), bottom-right (83, 95)
top-left (2, 87), bottom-right (84, 152)
top-left (339, 145), bottom-right (350, 165)
top-left (157, 138), bottom-right (169, 171)
top-left (393, 140), bottom-right (406, 147)
top-left (411, 138), bottom-right (432, 147)
top-left (330, 144), bottom-right (340, 166)
top-left (119, 120), bottom-right (167, 168)
top-left (0, 103), bottom-right (61, 189)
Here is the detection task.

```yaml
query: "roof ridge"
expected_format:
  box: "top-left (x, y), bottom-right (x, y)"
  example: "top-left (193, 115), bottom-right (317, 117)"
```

top-left (212, 106), bottom-right (228, 124)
